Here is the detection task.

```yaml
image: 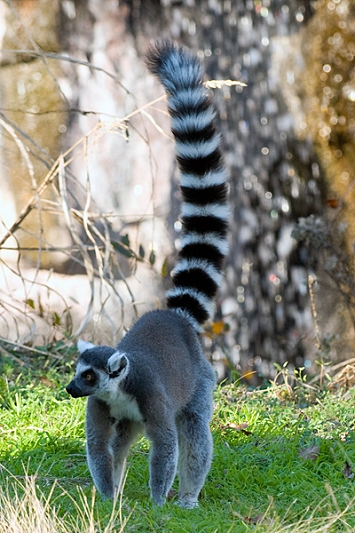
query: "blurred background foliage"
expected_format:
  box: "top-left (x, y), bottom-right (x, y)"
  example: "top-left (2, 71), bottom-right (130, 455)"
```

top-left (301, 0), bottom-right (355, 253)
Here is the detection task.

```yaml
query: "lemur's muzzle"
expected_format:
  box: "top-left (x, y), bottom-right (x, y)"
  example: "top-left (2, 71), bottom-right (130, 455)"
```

top-left (66, 380), bottom-right (88, 398)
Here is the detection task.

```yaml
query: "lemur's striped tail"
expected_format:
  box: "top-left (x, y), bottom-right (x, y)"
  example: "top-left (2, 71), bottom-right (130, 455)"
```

top-left (146, 41), bottom-right (229, 332)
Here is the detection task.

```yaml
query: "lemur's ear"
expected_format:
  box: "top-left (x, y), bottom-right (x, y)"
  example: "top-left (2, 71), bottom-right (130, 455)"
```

top-left (107, 352), bottom-right (128, 378)
top-left (77, 339), bottom-right (96, 353)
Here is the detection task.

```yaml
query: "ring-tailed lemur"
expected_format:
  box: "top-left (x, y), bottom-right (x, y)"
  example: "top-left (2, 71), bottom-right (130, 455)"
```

top-left (66, 40), bottom-right (229, 509)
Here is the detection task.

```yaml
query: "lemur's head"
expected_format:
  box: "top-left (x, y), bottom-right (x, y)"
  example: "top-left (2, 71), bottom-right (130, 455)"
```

top-left (66, 340), bottom-right (129, 398)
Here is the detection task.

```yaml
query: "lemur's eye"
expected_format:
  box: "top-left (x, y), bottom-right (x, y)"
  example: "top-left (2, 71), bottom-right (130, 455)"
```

top-left (82, 371), bottom-right (95, 383)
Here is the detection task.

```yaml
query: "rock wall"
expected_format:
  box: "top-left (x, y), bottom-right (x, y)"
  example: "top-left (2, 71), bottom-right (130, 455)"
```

top-left (0, 0), bottom-right (68, 267)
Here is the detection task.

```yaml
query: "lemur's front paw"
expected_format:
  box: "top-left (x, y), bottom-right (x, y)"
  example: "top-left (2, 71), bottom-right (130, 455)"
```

top-left (176, 497), bottom-right (199, 509)
top-left (152, 496), bottom-right (166, 507)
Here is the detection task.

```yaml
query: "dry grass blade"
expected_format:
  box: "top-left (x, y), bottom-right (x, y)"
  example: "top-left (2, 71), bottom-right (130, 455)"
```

top-left (0, 475), bottom-right (65, 533)
top-left (205, 79), bottom-right (247, 89)
top-left (0, 471), bottom-right (129, 533)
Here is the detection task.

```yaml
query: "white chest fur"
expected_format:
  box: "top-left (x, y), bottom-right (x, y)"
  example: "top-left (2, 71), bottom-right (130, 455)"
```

top-left (97, 379), bottom-right (143, 422)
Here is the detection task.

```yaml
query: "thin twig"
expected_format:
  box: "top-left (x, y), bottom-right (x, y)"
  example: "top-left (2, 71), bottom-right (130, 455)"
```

top-left (58, 155), bottom-right (95, 336)
top-left (0, 161), bottom-right (59, 247)
top-left (0, 96), bottom-right (167, 247)
top-left (0, 337), bottom-right (63, 359)
top-left (0, 83), bottom-right (171, 343)
top-left (0, 343), bottom-right (25, 366)
top-left (0, 111), bottom-right (55, 168)
top-left (1, 49), bottom-right (132, 94)
top-left (308, 275), bottom-right (321, 351)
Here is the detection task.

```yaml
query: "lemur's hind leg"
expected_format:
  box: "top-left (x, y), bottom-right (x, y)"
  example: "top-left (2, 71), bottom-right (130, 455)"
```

top-left (177, 384), bottom-right (214, 508)
top-left (111, 419), bottom-right (143, 496)
top-left (146, 418), bottom-right (179, 506)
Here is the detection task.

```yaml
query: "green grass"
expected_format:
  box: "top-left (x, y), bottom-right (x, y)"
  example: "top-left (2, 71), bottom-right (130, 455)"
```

top-left (1, 360), bottom-right (355, 532)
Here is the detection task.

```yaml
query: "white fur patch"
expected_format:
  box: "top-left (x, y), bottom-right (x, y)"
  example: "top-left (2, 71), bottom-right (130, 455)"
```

top-left (171, 308), bottom-right (203, 333)
top-left (75, 361), bottom-right (92, 376)
top-left (173, 258), bottom-right (223, 287)
top-left (105, 388), bottom-right (143, 422)
top-left (77, 339), bottom-right (96, 353)
top-left (180, 169), bottom-right (228, 189)
top-left (107, 351), bottom-right (128, 374)
top-left (176, 134), bottom-right (221, 159)
top-left (181, 231), bottom-right (229, 256)
top-left (169, 87), bottom-right (205, 110)
top-left (171, 108), bottom-right (215, 133)
top-left (96, 359), bottom-right (143, 423)
top-left (181, 203), bottom-right (230, 220)
top-left (166, 286), bottom-right (216, 318)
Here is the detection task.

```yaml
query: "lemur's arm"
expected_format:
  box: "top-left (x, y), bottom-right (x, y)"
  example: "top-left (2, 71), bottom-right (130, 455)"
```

top-left (86, 396), bottom-right (115, 499)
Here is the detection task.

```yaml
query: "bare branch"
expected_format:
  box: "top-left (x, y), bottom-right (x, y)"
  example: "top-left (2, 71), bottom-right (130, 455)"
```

top-left (1, 49), bottom-right (132, 94)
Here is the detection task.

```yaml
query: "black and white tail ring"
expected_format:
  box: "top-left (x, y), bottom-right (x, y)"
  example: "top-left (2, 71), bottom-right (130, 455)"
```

top-left (147, 41), bottom-right (229, 331)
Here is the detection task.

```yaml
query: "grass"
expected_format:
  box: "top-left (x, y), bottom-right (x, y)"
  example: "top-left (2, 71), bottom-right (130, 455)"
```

top-left (1, 354), bottom-right (355, 532)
